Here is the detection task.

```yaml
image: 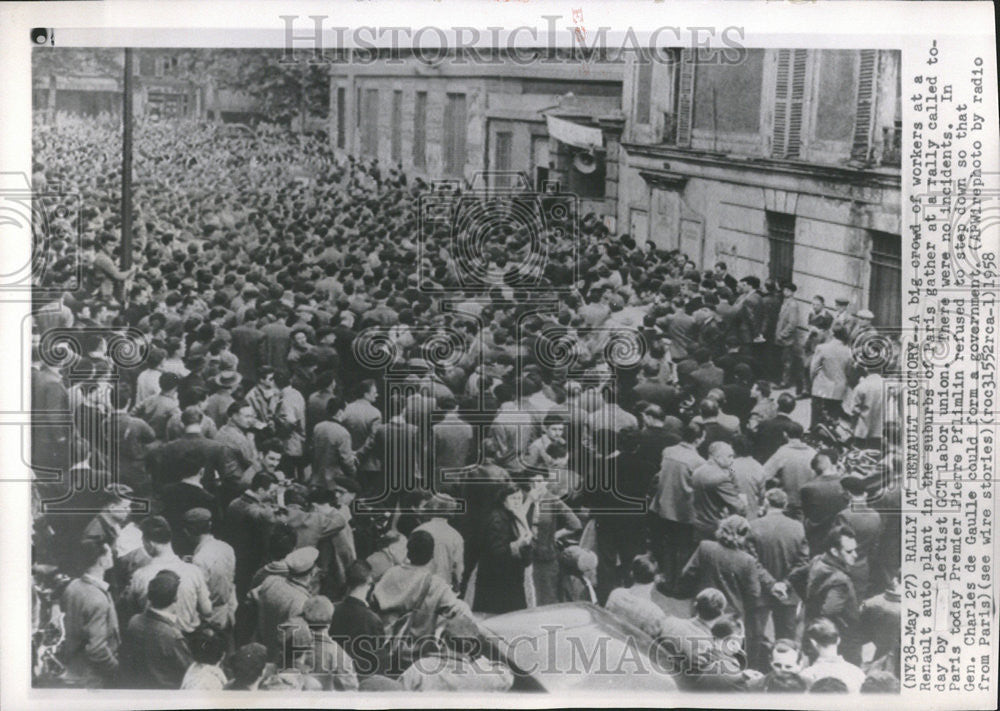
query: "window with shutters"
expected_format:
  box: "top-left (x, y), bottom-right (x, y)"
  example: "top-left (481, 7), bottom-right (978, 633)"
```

top-left (443, 93), bottom-right (467, 177)
top-left (771, 49), bottom-right (807, 159)
top-left (635, 57), bottom-right (653, 124)
top-left (361, 89), bottom-right (379, 157)
top-left (658, 48), bottom-right (681, 143)
top-left (881, 79), bottom-right (902, 167)
top-left (413, 91), bottom-right (427, 168)
top-left (674, 49), bottom-right (696, 147)
top-left (869, 230), bottom-right (902, 329)
top-left (336, 87), bottom-right (345, 148)
top-left (391, 90), bottom-right (403, 163)
top-left (851, 50), bottom-right (878, 163)
top-left (766, 212), bottom-right (796, 283)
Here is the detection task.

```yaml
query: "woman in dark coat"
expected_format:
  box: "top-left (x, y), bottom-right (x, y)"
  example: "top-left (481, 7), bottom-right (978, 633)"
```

top-left (472, 484), bottom-right (533, 614)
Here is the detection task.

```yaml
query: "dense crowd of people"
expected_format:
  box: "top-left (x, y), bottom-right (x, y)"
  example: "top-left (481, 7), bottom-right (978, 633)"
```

top-left (30, 112), bottom-right (902, 693)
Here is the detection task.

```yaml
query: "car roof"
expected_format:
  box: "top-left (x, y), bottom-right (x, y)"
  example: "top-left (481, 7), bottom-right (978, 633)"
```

top-left (479, 603), bottom-right (678, 693)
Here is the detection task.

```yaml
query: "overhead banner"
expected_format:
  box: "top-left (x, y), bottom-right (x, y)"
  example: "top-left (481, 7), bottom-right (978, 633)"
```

top-left (545, 114), bottom-right (603, 150)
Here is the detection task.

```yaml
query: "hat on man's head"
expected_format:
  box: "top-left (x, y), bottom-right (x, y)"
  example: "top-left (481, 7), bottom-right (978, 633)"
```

top-left (856, 309), bottom-right (874, 320)
top-left (182, 507), bottom-right (212, 525)
top-left (419, 493), bottom-right (460, 515)
top-left (284, 546), bottom-right (319, 575)
top-left (834, 297), bottom-right (850, 305)
top-left (213, 370), bottom-right (241, 389)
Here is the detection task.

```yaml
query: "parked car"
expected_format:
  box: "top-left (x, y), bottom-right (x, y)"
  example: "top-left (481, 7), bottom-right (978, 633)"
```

top-left (476, 602), bottom-right (678, 692)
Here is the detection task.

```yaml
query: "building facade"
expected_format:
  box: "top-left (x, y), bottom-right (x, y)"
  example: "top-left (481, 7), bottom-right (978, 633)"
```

top-left (33, 50), bottom-right (207, 121)
top-left (619, 48), bottom-right (902, 328)
top-left (328, 56), bottom-right (624, 218)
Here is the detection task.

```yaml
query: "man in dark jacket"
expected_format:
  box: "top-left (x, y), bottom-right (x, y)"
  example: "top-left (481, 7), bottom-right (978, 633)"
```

top-left (648, 424), bottom-right (705, 593)
top-left (753, 393), bottom-right (798, 463)
top-left (147, 406), bottom-right (229, 495)
top-left (734, 276), bottom-right (764, 347)
top-left (688, 349), bottom-right (725, 401)
top-left (789, 525), bottom-right (862, 665)
top-left (747, 489), bottom-right (809, 666)
top-left (119, 569), bottom-right (193, 689)
top-left (158, 445), bottom-right (221, 554)
top-left (230, 309), bottom-right (264, 382)
top-left (329, 560), bottom-right (385, 678)
top-left (259, 308), bottom-right (293, 380)
top-left (834, 475), bottom-right (883, 599)
top-left (759, 279), bottom-right (783, 382)
top-left (799, 450), bottom-right (850, 555)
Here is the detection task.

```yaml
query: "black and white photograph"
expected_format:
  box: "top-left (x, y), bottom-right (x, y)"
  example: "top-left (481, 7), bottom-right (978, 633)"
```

top-left (1, 2), bottom-right (997, 709)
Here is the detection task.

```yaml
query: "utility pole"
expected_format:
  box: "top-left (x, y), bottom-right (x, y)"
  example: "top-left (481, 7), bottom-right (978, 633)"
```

top-left (121, 48), bottom-right (133, 275)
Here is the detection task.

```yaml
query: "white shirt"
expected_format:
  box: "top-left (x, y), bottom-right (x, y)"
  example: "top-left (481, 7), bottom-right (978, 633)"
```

top-left (802, 654), bottom-right (866, 692)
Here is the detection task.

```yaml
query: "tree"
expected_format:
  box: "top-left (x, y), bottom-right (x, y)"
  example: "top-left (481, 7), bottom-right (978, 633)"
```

top-left (209, 49), bottom-right (329, 129)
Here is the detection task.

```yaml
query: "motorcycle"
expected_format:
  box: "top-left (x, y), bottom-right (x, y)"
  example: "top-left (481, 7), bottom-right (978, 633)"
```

top-left (31, 564), bottom-right (71, 686)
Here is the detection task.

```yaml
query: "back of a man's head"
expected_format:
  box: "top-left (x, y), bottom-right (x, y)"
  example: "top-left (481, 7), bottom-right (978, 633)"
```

top-left (805, 617), bottom-right (840, 649)
top-left (407, 529), bottom-right (435, 567)
top-left (694, 588), bottom-right (726, 621)
top-left (345, 560), bottom-right (373, 591)
top-left (682, 422), bottom-right (703, 445)
top-left (302, 595), bottom-right (335, 625)
top-left (147, 569), bottom-right (181, 610)
top-left (776, 393), bottom-right (796, 414)
top-left (861, 670), bottom-right (900, 693)
top-left (140, 515), bottom-right (172, 546)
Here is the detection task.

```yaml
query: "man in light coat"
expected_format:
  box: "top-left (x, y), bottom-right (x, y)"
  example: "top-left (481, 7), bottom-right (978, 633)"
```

top-left (414, 493), bottom-right (465, 591)
top-left (809, 326), bottom-right (853, 429)
top-left (311, 397), bottom-right (357, 489)
top-left (850, 366), bottom-right (885, 449)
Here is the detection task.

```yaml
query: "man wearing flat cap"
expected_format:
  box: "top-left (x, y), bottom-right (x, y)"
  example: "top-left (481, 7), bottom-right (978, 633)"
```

top-left (830, 297), bottom-right (856, 338)
top-left (248, 546), bottom-right (320, 658)
top-left (280, 595), bottom-right (359, 691)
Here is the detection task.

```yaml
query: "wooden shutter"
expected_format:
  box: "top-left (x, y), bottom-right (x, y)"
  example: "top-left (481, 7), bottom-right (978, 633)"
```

top-left (771, 49), bottom-right (807, 159)
top-left (362, 89), bottom-right (379, 156)
top-left (336, 87), bottom-right (345, 148)
top-left (444, 93), bottom-right (467, 177)
top-left (413, 91), bottom-right (427, 168)
top-left (635, 59), bottom-right (653, 124)
top-left (391, 90), bottom-right (402, 163)
top-left (674, 49), bottom-right (696, 147)
top-left (851, 49), bottom-right (878, 163)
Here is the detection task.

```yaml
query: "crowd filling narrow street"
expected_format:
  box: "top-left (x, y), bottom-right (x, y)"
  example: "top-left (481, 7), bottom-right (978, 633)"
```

top-left (30, 113), bottom-right (902, 694)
